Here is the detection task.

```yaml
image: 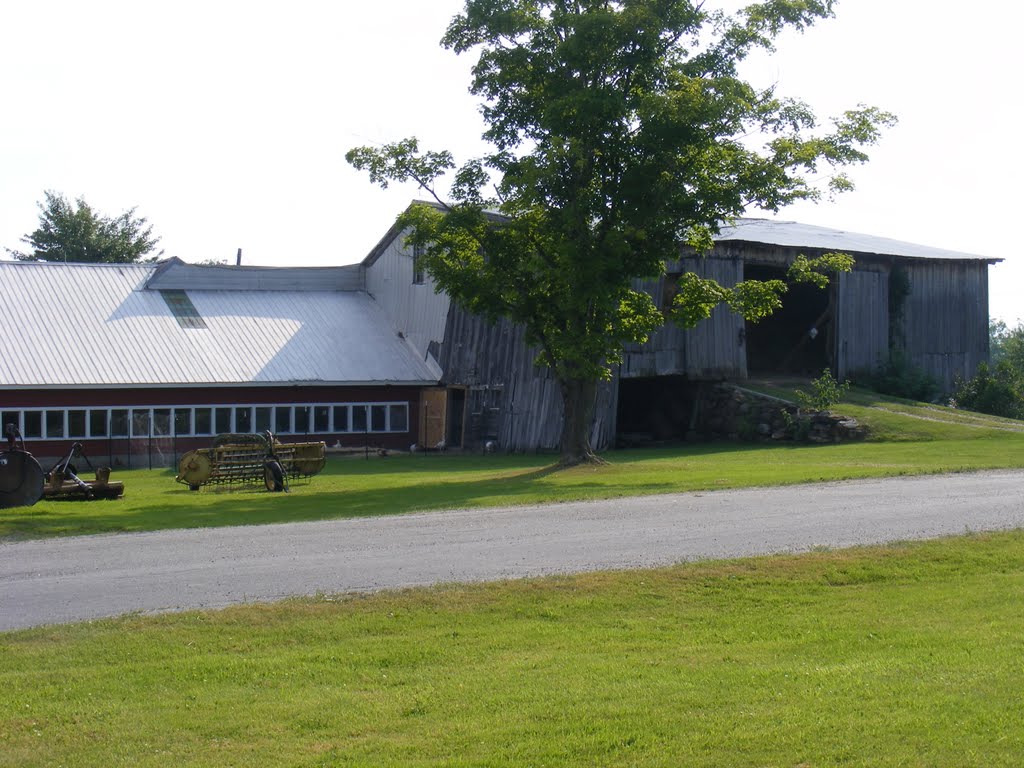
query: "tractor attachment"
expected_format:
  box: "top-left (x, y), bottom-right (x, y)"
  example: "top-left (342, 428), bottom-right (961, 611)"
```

top-left (43, 441), bottom-right (124, 501)
top-left (176, 431), bottom-right (326, 492)
top-left (0, 424), bottom-right (45, 509)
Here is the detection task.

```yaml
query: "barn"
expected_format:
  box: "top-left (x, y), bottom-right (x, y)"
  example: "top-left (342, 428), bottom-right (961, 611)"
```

top-left (364, 209), bottom-right (1000, 452)
top-left (2, 210), bottom-right (999, 464)
top-left (0, 258), bottom-right (439, 466)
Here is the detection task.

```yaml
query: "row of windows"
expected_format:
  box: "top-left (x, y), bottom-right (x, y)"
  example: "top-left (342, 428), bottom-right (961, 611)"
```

top-left (1, 403), bottom-right (410, 441)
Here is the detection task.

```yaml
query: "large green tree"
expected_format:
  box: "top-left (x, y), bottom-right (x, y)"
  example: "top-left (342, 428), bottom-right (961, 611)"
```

top-left (348, 0), bottom-right (894, 465)
top-left (9, 191), bottom-right (162, 263)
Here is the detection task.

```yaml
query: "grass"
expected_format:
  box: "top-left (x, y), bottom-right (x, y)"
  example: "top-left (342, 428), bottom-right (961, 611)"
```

top-left (2, 392), bottom-right (1023, 540)
top-left (2, 530), bottom-right (1023, 766)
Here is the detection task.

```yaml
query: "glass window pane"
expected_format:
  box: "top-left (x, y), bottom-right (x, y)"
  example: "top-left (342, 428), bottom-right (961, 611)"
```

top-left (332, 406), bottom-right (349, 432)
top-left (389, 404), bottom-right (408, 432)
top-left (46, 411), bottom-right (64, 439)
top-left (1, 411), bottom-right (19, 434)
top-left (352, 405), bottom-right (367, 432)
top-left (255, 407), bottom-right (272, 433)
top-left (234, 407), bottom-right (252, 433)
top-left (371, 405), bottom-right (387, 432)
top-left (110, 410), bottom-right (129, 437)
top-left (23, 411), bottom-right (42, 438)
top-left (132, 409), bottom-right (151, 437)
top-left (294, 406), bottom-right (310, 433)
top-left (313, 406), bottom-right (329, 433)
top-left (275, 407), bottom-right (291, 434)
top-left (89, 410), bottom-right (108, 437)
top-left (174, 408), bottom-right (192, 435)
top-left (153, 409), bottom-right (171, 436)
top-left (68, 410), bottom-right (87, 438)
top-left (215, 408), bottom-right (232, 434)
top-left (195, 408), bottom-right (212, 435)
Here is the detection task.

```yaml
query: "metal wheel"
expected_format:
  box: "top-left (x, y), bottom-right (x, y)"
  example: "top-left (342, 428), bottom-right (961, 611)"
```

top-left (177, 451), bottom-right (213, 489)
top-left (0, 451), bottom-right (45, 509)
top-left (263, 460), bottom-right (285, 492)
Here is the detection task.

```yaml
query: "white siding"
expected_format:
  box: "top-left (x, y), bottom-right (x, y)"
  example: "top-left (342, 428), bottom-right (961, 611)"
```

top-left (364, 230), bottom-right (451, 371)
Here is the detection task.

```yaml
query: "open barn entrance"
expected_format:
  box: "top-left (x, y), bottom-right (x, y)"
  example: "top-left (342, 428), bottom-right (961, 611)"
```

top-left (616, 375), bottom-right (699, 446)
top-left (744, 264), bottom-right (833, 375)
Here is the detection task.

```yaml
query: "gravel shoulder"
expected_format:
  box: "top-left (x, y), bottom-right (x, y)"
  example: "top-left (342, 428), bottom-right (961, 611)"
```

top-left (3, 470), bottom-right (1023, 632)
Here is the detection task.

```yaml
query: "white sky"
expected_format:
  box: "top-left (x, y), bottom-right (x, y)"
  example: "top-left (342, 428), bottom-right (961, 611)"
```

top-left (2, 0), bottom-right (1020, 324)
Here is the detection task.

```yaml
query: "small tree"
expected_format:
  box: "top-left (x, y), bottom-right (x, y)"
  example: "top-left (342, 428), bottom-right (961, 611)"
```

top-left (349, 0), bottom-right (894, 465)
top-left (9, 191), bottom-right (162, 263)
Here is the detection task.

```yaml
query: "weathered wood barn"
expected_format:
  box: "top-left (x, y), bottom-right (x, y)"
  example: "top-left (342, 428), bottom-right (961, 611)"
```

top-left (2, 210), bottom-right (998, 463)
top-left (0, 258), bottom-right (439, 465)
top-left (364, 209), bottom-right (1000, 452)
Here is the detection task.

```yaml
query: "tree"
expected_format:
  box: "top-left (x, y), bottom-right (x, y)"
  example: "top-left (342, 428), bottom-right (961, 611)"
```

top-left (9, 191), bottom-right (162, 263)
top-left (348, 0), bottom-right (895, 465)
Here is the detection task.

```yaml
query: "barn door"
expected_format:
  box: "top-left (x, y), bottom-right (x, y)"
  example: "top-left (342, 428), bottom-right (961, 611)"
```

top-left (836, 270), bottom-right (888, 379)
top-left (420, 388), bottom-right (447, 448)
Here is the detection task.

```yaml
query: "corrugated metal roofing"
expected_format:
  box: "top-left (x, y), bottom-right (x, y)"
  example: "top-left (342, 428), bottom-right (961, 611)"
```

top-left (0, 261), bottom-right (440, 389)
top-left (716, 219), bottom-right (999, 262)
top-left (146, 257), bottom-right (365, 291)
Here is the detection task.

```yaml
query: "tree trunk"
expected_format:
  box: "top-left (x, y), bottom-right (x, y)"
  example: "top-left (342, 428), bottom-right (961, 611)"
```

top-left (558, 376), bottom-right (604, 466)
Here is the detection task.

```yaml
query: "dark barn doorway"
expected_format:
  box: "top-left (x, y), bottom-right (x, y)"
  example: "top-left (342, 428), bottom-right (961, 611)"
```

top-left (744, 263), bottom-right (833, 375)
top-left (616, 375), bottom-right (698, 446)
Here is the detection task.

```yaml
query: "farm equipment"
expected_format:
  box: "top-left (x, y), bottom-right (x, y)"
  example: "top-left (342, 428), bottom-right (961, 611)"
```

top-left (0, 424), bottom-right (123, 508)
top-left (175, 431), bottom-right (326, 492)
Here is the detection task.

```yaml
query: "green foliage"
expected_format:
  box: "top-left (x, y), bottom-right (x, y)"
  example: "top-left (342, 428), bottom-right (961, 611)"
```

top-left (854, 352), bottom-right (940, 402)
top-left (8, 190), bottom-right (162, 263)
top-left (347, 0), bottom-right (893, 461)
top-left (952, 361), bottom-right (1024, 420)
top-left (990, 319), bottom-right (1024, 374)
top-left (787, 251), bottom-right (855, 288)
top-left (795, 368), bottom-right (850, 411)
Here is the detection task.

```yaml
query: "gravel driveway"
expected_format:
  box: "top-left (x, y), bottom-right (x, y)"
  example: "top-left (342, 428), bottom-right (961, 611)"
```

top-left (2, 470), bottom-right (1023, 632)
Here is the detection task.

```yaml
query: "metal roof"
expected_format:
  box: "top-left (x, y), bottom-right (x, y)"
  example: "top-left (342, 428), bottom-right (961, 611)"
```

top-left (716, 219), bottom-right (999, 262)
top-left (146, 257), bottom-right (365, 291)
top-left (0, 261), bottom-right (440, 389)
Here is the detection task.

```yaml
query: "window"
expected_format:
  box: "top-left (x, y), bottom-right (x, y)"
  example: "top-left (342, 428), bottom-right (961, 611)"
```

top-left (1, 411), bottom-right (19, 434)
top-left (195, 408), bottom-right (213, 435)
top-left (68, 410), bottom-right (87, 438)
top-left (275, 407), bottom-right (292, 434)
top-left (294, 406), bottom-right (310, 433)
top-left (371, 405), bottom-right (387, 432)
top-left (390, 404), bottom-right (408, 432)
top-left (215, 408), bottom-right (232, 434)
top-left (132, 409), bottom-right (151, 437)
top-left (234, 407), bottom-right (252, 433)
top-left (153, 409), bottom-right (171, 436)
top-left (662, 272), bottom-right (682, 311)
top-left (412, 243), bottom-right (425, 285)
top-left (174, 408), bottom-right (192, 436)
top-left (46, 411), bottom-right (64, 439)
top-left (314, 406), bottom-right (330, 433)
top-left (111, 410), bottom-right (129, 437)
top-left (352, 405), bottom-right (368, 432)
top-left (333, 405), bottom-right (350, 432)
top-left (160, 290), bottom-right (207, 329)
top-left (89, 410), bottom-right (108, 437)
top-left (23, 411), bottom-right (42, 438)
top-left (255, 407), bottom-right (272, 433)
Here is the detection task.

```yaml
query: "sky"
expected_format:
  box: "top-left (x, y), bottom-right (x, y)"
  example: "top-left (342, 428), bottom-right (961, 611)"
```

top-left (2, 0), bottom-right (1020, 324)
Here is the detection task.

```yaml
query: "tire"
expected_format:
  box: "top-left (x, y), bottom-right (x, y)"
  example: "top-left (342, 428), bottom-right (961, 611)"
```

top-left (263, 460), bottom-right (285, 492)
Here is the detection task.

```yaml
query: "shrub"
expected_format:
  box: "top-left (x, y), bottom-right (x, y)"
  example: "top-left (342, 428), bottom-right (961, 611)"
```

top-left (795, 369), bottom-right (850, 412)
top-left (854, 352), bottom-right (939, 402)
top-left (952, 362), bottom-right (1024, 420)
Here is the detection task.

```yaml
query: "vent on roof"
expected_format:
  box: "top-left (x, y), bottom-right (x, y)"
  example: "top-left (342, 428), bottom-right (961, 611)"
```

top-left (161, 290), bottom-right (207, 329)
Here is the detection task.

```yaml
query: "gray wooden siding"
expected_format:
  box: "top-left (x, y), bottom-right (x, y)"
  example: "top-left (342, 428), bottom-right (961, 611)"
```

top-left (621, 252), bottom-right (745, 380)
top-left (899, 260), bottom-right (989, 392)
top-left (438, 306), bottom-right (616, 452)
top-left (835, 268), bottom-right (889, 379)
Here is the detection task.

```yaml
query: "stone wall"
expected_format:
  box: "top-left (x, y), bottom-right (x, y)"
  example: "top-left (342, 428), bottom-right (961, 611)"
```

top-left (688, 383), bottom-right (867, 444)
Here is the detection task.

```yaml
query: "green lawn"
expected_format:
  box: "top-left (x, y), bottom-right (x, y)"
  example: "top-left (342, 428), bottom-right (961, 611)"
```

top-left (2, 392), bottom-right (1022, 540)
top-left (3, 531), bottom-right (1023, 766)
